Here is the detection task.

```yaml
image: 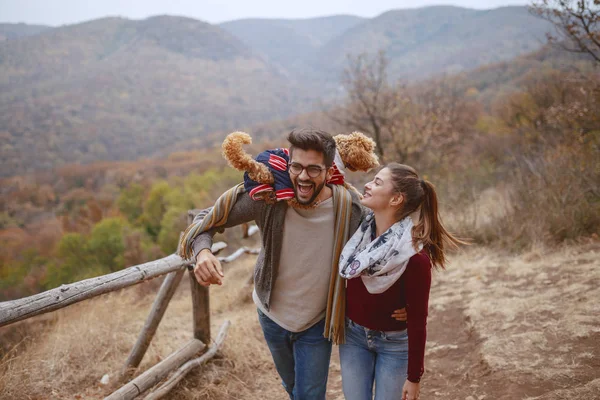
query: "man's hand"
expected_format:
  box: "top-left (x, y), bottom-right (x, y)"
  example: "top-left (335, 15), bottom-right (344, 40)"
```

top-left (402, 380), bottom-right (420, 400)
top-left (194, 249), bottom-right (224, 286)
top-left (391, 307), bottom-right (407, 321)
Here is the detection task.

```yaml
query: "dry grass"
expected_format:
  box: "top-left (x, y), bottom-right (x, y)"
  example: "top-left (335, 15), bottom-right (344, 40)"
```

top-left (0, 255), bottom-right (285, 400)
top-left (2, 240), bottom-right (599, 399)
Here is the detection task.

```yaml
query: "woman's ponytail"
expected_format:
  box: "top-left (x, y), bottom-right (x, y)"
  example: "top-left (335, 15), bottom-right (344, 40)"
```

top-left (413, 179), bottom-right (465, 269)
top-left (387, 163), bottom-right (466, 270)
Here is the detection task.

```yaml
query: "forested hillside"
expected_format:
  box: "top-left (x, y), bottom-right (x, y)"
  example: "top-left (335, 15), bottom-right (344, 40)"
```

top-left (0, 16), bottom-right (315, 177)
top-left (315, 6), bottom-right (552, 78)
top-left (0, 6), bottom-right (554, 177)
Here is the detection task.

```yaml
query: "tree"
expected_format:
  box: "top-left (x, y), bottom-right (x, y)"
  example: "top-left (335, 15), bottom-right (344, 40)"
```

top-left (330, 51), bottom-right (480, 171)
top-left (88, 218), bottom-right (127, 272)
top-left (388, 77), bottom-right (481, 172)
top-left (157, 207), bottom-right (188, 254)
top-left (328, 51), bottom-right (402, 162)
top-left (531, 0), bottom-right (600, 63)
top-left (117, 183), bottom-right (145, 224)
top-left (142, 181), bottom-right (171, 239)
top-left (44, 233), bottom-right (98, 288)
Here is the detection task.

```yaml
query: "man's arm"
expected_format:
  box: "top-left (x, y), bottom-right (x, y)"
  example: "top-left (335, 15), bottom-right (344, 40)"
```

top-left (191, 191), bottom-right (263, 286)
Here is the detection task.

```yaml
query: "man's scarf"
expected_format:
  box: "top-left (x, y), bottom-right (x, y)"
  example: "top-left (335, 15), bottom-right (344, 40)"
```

top-left (178, 183), bottom-right (353, 344)
top-left (178, 183), bottom-right (245, 260)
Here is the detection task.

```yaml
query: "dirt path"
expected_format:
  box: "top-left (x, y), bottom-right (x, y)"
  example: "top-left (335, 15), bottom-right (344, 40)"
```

top-left (328, 243), bottom-right (600, 400)
top-left (408, 244), bottom-right (600, 400)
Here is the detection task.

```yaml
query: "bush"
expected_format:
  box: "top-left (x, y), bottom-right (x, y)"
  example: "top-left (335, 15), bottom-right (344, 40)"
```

top-left (88, 218), bottom-right (127, 272)
top-left (446, 70), bottom-right (600, 249)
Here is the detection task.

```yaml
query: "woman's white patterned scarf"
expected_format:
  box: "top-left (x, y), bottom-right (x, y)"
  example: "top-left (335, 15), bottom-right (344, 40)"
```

top-left (339, 212), bottom-right (422, 294)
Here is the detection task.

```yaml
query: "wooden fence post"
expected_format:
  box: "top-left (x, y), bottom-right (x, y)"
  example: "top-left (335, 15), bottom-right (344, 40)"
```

top-left (187, 212), bottom-right (210, 344)
top-left (121, 268), bottom-right (185, 377)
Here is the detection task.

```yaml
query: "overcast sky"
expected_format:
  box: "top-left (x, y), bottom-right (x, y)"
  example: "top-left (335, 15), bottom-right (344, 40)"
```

top-left (0, 0), bottom-right (530, 26)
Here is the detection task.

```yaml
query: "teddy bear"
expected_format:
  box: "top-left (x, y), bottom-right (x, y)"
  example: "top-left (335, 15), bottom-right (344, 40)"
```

top-left (221, 130), bottom-right (379, 204)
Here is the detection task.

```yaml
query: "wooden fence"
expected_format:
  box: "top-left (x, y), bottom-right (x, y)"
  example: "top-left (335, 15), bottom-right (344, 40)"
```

top-left (0, 211), bottom-right (259, 399)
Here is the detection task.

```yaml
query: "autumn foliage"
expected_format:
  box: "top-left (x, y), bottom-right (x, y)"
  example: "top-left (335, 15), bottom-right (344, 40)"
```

top-left (0, 151), bottom-right (242, 300)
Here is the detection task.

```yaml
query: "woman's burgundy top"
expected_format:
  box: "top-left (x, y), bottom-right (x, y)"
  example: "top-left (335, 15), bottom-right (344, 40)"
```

top-left (346, 251), bottom-right (432, 383)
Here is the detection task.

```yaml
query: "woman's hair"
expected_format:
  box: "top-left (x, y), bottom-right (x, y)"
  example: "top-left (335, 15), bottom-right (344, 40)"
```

top-left (386, 162), bottom-right (466, 269)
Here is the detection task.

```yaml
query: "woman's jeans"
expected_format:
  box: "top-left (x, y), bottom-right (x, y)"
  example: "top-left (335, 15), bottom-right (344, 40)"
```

top-left (339, 318), bottom-right (409, 400)
top-left (257, 308), bottom-right (332, 400)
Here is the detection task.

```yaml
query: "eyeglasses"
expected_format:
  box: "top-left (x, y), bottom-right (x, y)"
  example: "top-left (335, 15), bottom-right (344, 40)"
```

top-left (288, 162), bottom-right (326, 178)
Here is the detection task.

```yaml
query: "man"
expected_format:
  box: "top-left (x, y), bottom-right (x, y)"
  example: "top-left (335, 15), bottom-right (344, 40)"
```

top-left (184, 128), bottom-right (363, 399)
top-left (182, 128), bottom-right (408, 399)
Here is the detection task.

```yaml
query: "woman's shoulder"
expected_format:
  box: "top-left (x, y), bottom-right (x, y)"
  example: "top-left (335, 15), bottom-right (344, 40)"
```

top-left (404, 251), bottom-right (432, 284)
top-left (408, 251), bottom-right (432, 270)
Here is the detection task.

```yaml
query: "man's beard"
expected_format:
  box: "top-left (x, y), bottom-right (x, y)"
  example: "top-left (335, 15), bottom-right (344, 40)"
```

top-left (294, 180), bottom-right (326, 206)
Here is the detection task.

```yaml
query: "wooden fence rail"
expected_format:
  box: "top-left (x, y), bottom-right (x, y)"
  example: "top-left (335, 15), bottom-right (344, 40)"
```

top-left (122, 269), bottom-right (186, 376)
top-left (0, 211), bottom-right (261, 399)
top-left (0, 254), bottom-right (188, 328)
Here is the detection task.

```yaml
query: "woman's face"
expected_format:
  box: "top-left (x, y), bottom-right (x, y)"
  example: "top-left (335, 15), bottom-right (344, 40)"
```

top-left (361, 167), bottom-right (400, 211)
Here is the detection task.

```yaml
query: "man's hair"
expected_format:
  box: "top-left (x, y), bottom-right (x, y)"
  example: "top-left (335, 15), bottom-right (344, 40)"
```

top-left (287, 128), bottom-right (336, 168)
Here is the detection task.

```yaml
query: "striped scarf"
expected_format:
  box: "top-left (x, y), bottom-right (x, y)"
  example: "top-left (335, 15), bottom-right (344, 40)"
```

top-left (178, 183), bottom-right (245, 260)
top-left (325, 184), bottom-right (353, 344)
top-left (178, 183), bottom-right (353, 344)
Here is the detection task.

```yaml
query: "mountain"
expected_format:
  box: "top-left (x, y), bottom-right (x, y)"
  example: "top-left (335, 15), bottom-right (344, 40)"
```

top-left (462, 44), bottom-right (597, 103)
top-left (219, 6), bottom-right (553, 82)
top-left (0, 7), bottom-right (557, 177)
top-left (316, 6), bottom-right (552, 80)
top-left (0, 16), bottom-right (315, 177)
top-left (219, 15), bottom-right (364, 78)
top-left (0, 23), bottom-right (50, 41)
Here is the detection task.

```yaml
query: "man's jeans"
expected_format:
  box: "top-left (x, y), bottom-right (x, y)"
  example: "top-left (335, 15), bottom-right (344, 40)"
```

top-left (257, 309), bottom-right (332, 399)
top-left (339, 318), bottom-right (409, 400)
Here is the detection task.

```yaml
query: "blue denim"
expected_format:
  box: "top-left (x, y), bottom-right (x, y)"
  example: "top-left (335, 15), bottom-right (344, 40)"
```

top-left (257, 308), bottom-right (332, 399)
top-left (339, 318), bottom-right (409, 400)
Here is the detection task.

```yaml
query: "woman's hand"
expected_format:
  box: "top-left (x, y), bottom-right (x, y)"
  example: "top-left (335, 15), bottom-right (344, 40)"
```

top-left (391, 307), bottom-right (407, 321)
top-left (402, 380), bottom-right (420, 400)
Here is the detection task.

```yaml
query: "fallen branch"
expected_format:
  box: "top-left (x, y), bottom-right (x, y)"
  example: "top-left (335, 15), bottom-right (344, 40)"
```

top-left (105, 339), bottom-right (205, 400)
top-left (144, 320), bottom-right (232, 400)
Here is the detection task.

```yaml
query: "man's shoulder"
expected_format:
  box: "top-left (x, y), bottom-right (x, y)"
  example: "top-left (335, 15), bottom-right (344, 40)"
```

top-left (216, 187), bottom-right (267, 223)
top-left (348, 189), bottom-right (366, 216)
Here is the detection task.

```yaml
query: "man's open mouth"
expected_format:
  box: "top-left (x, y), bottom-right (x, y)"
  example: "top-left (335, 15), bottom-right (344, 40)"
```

top-left (297, 182), bottom-right (314, 196)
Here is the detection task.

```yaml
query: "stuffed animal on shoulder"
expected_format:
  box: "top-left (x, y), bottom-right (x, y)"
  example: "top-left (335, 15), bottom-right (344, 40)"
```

top-left (222, 131), bottom-right (379, 206)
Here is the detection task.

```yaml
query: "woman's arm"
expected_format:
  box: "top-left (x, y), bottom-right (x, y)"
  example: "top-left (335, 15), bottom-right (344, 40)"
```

top-left (404, 252), bottom-right (432, 383)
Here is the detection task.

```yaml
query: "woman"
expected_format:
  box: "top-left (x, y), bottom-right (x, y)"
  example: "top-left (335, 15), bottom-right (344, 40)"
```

top-left (339, 163), bottom-right (464, 400)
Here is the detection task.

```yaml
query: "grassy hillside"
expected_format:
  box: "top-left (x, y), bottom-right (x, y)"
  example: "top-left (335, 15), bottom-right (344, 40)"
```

top-left (0, 6), bottom-right (559, 177)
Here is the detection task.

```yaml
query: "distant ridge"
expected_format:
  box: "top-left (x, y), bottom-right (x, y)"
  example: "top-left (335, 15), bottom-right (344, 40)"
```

top-left (219, 15), bottom-right (365, 78)
top-left (0, 23), bottom-right (50, 41)
top-left (315, 6), bottom-right (552, 79)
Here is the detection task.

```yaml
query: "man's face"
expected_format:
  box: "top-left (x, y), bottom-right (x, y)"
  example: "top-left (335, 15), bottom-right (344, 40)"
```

top-left (289, 148), bottom-right (331, 205)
